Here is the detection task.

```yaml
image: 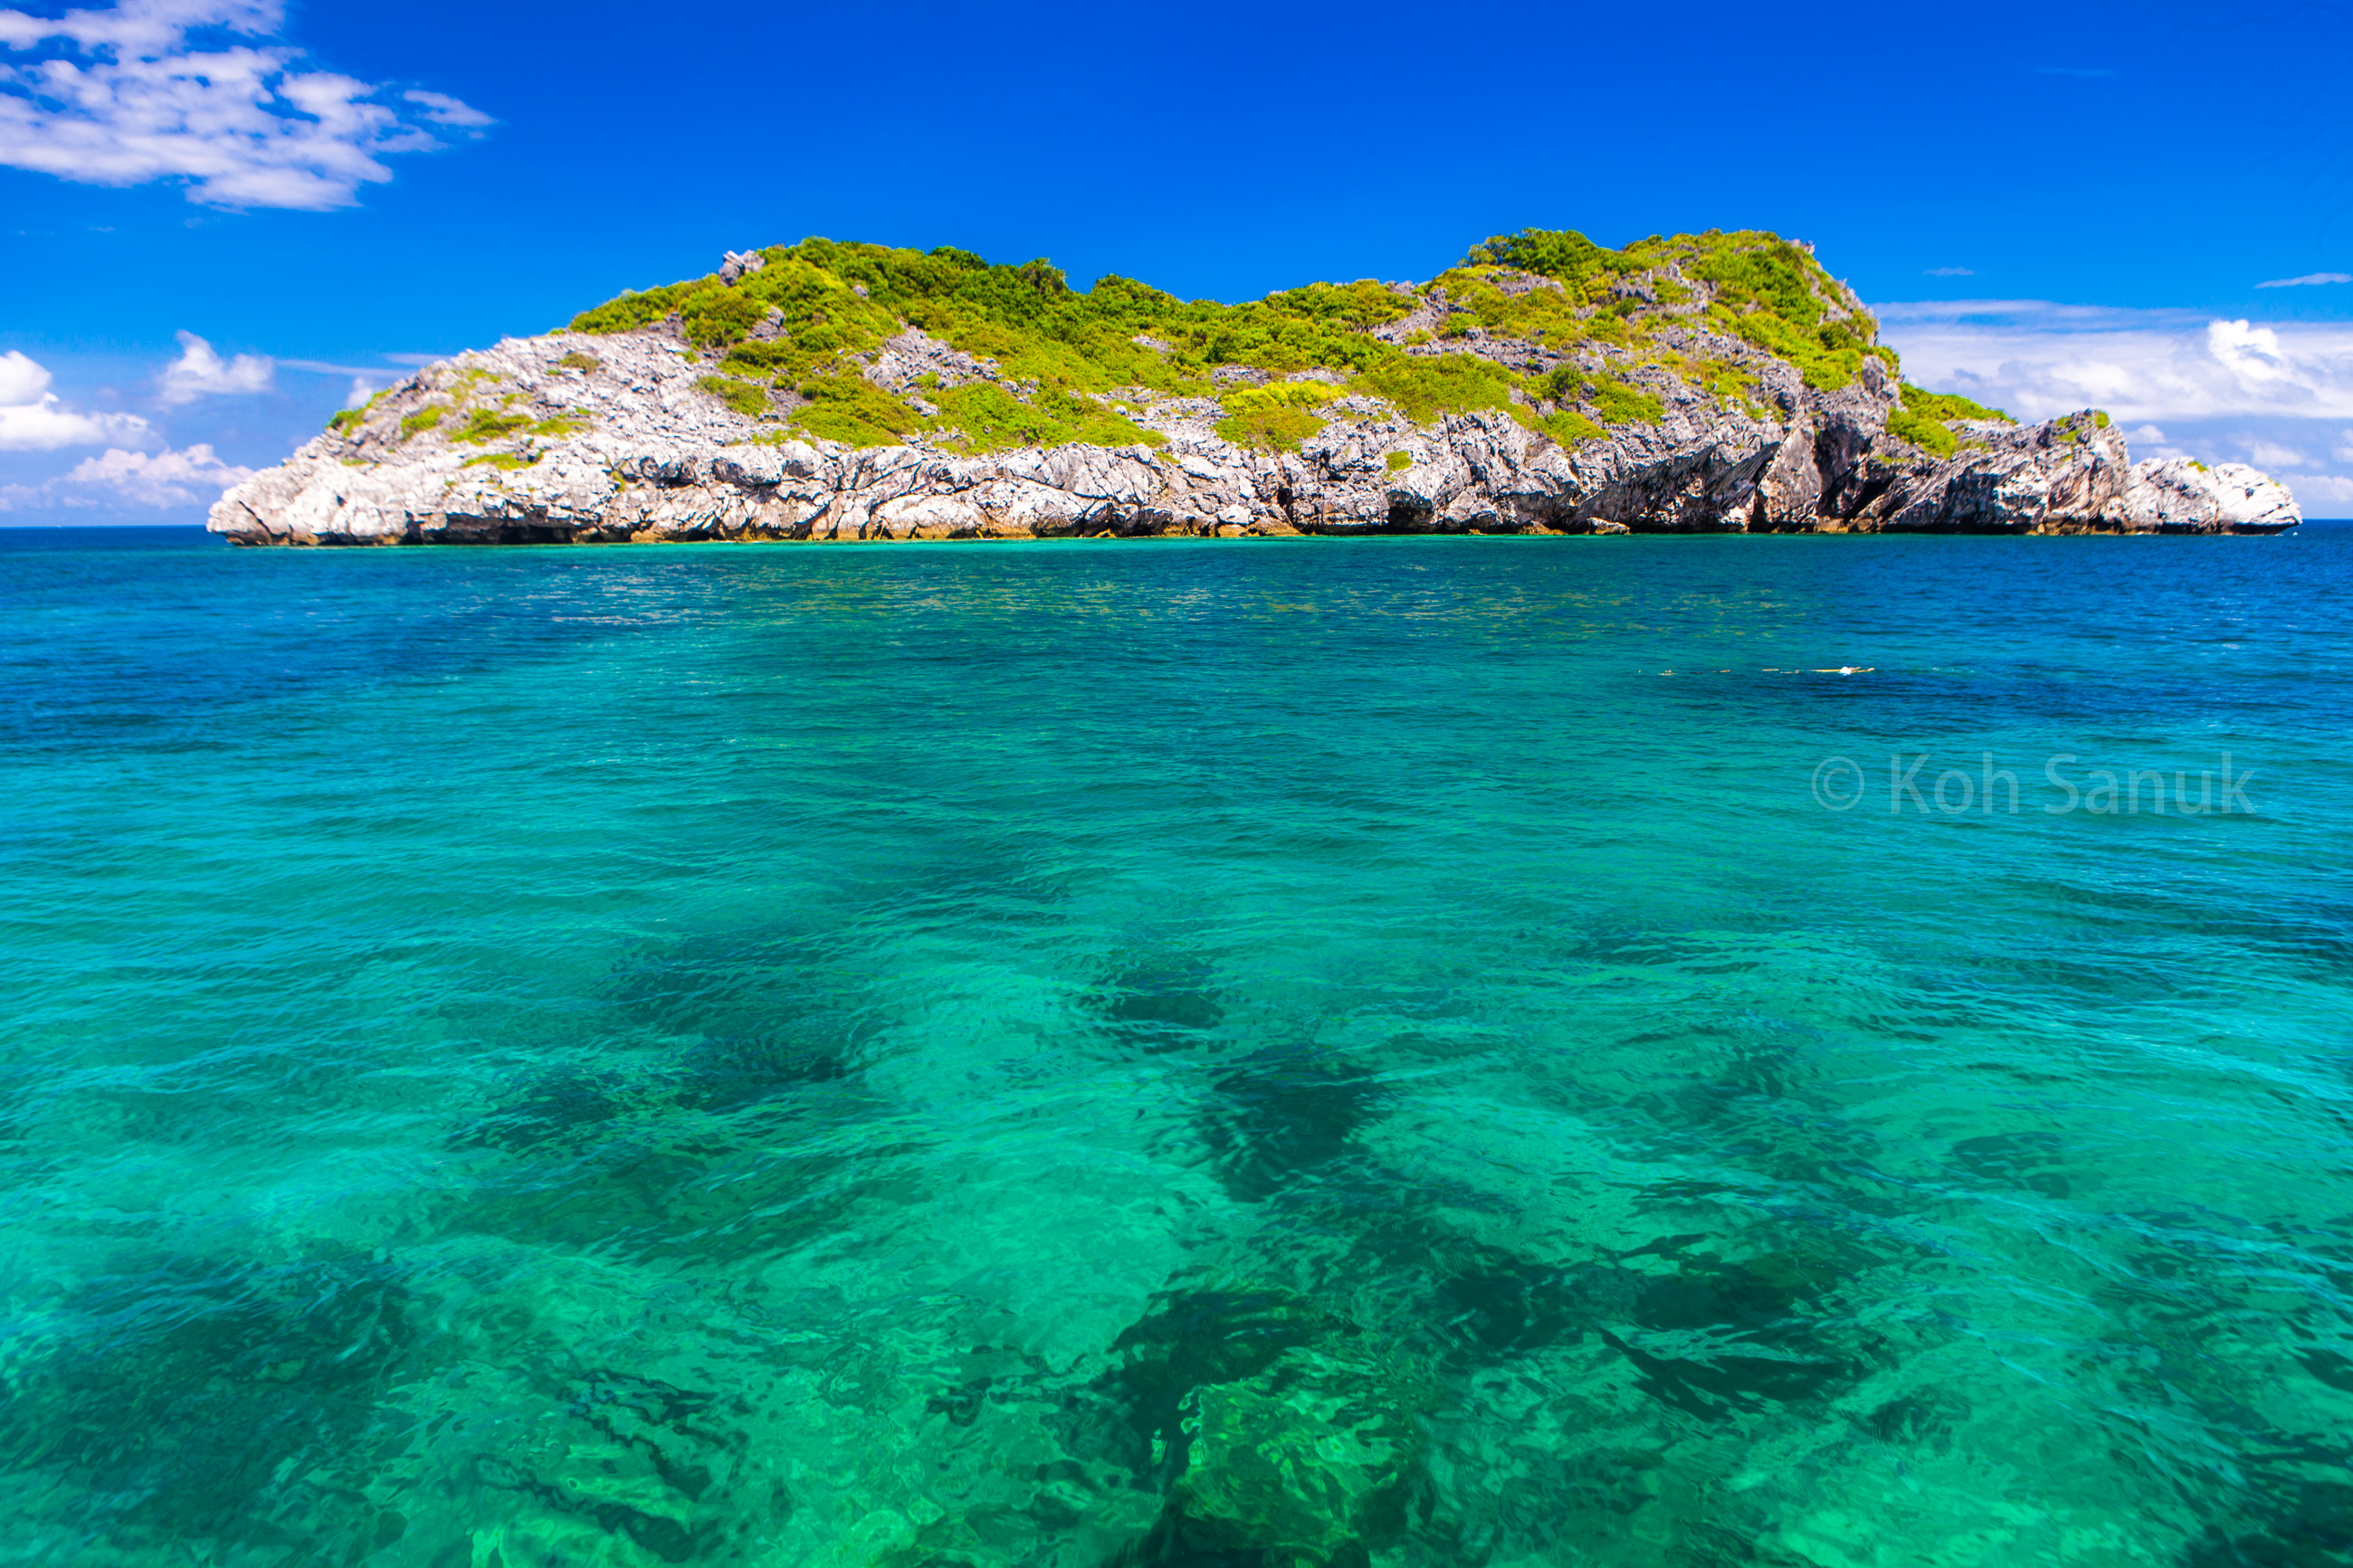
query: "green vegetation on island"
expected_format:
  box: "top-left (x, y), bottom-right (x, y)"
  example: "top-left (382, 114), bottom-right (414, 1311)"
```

top-left (1212, 382), bottom-right (1335, 452)
top-left (561, 227), bottom-right (1900, 455)
top-left (1886, 382), bottom-right (2016, 458)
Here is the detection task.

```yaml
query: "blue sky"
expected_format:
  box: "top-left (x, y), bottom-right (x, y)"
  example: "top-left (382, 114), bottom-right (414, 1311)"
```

top-left (8, 0), bottom-right (2353, 520)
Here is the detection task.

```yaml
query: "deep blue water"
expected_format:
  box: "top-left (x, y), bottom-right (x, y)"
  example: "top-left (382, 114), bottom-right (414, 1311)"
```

top-left (4, 524), bottom-right (2351, 1568)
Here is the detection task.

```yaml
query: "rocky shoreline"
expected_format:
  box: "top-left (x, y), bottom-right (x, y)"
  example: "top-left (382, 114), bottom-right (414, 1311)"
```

top-left (210, 238), bottom-right (2301, 547)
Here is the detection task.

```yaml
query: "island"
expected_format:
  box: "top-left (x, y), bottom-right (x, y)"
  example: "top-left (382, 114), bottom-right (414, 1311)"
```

top-left (208, 230), bottom-right (2302, 546)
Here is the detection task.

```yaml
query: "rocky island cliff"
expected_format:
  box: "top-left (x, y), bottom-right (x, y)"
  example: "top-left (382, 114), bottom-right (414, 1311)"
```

top-left (209, 230), bottom-right (2301, 546)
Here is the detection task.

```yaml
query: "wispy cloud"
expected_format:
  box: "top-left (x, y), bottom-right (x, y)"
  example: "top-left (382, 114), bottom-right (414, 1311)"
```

top-left (157, 329), bottom-right (271, 404)
top-left (2255, 271), bottom-right (2353, 289)
top-left (0, 0), bottom-right (491, 209)
top-left (401, 89), bottom-right (488, 128)
top-left (1876, 299), bottom-right (2208, 331)
top-left (1924, 267), bottom-right (1974, 278)
top-left (0, 347), bottom-right (152, 450)
top-left (278, 353), bottom-right (421, 406)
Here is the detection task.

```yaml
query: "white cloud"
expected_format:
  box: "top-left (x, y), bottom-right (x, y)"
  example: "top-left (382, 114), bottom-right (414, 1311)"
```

top-left (2256, 272), bottom-right (2352, 289)
top-left (157, 328), bottom-right (271, 404)
top-left (1877, 299), bottom-right (2353, 508)
top-left (0, 347), bottom-right (152, 450)
top-left (1877, 299), bottom-right (2353, 423)
top-left (2278, 471), bottom-right (2353, 506)
top-left (58, 442), bottom-right (251, 505)
top-left (0, 398), bottom-right (136, 450)
top-left (0, 0), bottom-right (274, 51)
top-left (1924, 267), bottom-right (1974, 278)
top-left (0, 0), bottom-right (490, 210)
top-left (0, 440), bottom-right (251, 510)
top-left (402, 89), bottom-right (489, 127)
top-left (0, 346), bottom-right (48, 404)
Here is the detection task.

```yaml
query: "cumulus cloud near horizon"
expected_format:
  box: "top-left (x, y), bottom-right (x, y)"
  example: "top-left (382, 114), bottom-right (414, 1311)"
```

top-left (0, 347), bottom-right (152, 451)
top-left (58, 442), bottom-right (252, 505)
top-left (1877, 300), bottom-right (2353, 423)
top-left (0, 0), bottom-right (490, 210)
top-left (1876, 299), bottom-right (2353, 513)
top-left (0, 440), bottom-right (251, 511)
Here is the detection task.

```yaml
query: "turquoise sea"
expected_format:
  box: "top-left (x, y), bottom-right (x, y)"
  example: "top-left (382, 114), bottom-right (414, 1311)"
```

top-left (4, 524), bottom-right (2350, 1568)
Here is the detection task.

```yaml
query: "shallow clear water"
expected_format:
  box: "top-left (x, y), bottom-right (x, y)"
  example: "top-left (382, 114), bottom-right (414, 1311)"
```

top-left (4, 524), bottom-right (2351, 1568)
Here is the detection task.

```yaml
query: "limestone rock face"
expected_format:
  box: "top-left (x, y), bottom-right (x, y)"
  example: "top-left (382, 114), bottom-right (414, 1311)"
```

top-left (1816, 413), bottom-right (2140, 535)
top-left (2120, 458), bottom-right (2302, 532)
top-left (209, 262), bottom-right (2301, 547)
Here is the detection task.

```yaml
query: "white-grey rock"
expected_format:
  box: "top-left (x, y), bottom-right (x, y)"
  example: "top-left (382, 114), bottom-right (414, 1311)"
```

top-left (208, 284), bottom-right (2301, 548)
top-left (2122, 458), bottom-right (2301, 532)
